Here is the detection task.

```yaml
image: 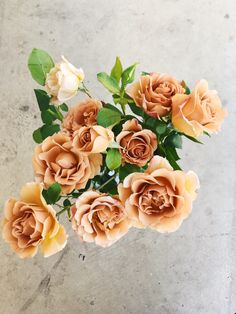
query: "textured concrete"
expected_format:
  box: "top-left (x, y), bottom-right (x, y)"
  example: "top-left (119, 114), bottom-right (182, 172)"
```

top-left (0, 0), bottom-right (235, 313)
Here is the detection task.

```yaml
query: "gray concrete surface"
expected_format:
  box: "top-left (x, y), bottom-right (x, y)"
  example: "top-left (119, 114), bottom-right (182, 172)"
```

top-left (0, 0), bottom-right (235, 313)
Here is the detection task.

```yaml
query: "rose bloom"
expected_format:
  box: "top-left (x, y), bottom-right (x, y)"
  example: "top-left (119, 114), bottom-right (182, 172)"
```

top-left (71, 191), bottom-right (130, 247)
top-left (62, 99), bottom-right (102, 134)
top-left (118, 156), bottom-right (199, 233)
top-left (45, 56), bottom-right (84, 103)
top-left (2, 182), bottom-right (67, 258)
top-left (127, 73), bottom-right (185, 118)
top-left (116, 119), bottom-right (157, 167)
top-left (72, 125), bottom-right (114, 154)
top-left (172, 79), bottom-right (227, 138)
top-left (32, 132), bottom-right (102, 194)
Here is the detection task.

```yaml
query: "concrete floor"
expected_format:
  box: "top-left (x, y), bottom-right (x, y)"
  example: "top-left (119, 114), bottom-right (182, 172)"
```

top-left (0, 0), bottom-right (235, 313)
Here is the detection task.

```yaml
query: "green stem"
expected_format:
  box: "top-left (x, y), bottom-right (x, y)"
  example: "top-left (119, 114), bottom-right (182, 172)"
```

top-left (81, 82), bottom-right (92, 98)
top-left (56, 206), bottom-right (69, 217)
top-left (98, 175), bottom-right (116, 191)
top-left (121, 104), bottom-right (126, 115)
top-left (60, 195), bottom-right (75, 199)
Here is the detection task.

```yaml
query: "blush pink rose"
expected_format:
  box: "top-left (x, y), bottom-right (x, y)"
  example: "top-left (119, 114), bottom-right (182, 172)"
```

top-left (118, 156), bottom-right (199, 232)
top-left (71, 191), bottom-right (130, 247)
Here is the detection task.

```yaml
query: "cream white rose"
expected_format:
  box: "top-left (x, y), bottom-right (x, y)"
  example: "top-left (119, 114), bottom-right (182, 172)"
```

top-left (45, 56), bottom-right (84, 103)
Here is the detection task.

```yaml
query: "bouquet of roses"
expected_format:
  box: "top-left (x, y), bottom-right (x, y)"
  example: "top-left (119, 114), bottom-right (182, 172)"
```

top-left (2, 49), bottom-right (226, 258)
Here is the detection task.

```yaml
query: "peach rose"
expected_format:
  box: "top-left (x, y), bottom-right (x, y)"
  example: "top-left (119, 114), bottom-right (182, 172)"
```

top-left (71, 191), bottom-right (130, 247)
top-left (118, 156), bottom-right (199, 232)
top-left (172, 79), bottom-right (227, 137)
top-left (62, 99), bottom-right (102, 134)
top-left (116, 119), bottom-right (157, 166)
top-left (127, 73), bottom-right (185, 118)
top-left (2, 182), bottom-right (67, 258)
top-left (32, 132), bottom-right (102, 194)
top-left (72, 125), bottom-right (114, 154)
top-left (45, 56), bottom-right (84, 103)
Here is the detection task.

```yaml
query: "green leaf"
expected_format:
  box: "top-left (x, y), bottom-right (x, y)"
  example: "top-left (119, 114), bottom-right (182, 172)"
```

top-left (40, 106), bottom-right (63, 124)
top-left (185, 86), bottom-right (191, 95)
top-left (32, 124), bottom-right (60, 143)
top-left (166, 146), bottom-right (180, 161)
top-left (28, 48), bottom-right (54, 85)
top-left (129, 103), bottom-right (144, 117)
top-left (97, 107), bottom-right (122, 128)
top-left (156, 120), bottom-right (167, 135)
top-left (97, 72), bottom-right (120, 94)
top-left (141, 71), bottom-right (150, 76)
top-left (103, 103), bottom-right (122, 114)
top-left (33, 128), bottom-right (43, 143)
top-left (52, 106), bottom-right (63, 121)
top-left (108, 141), bottom-right (121, 149)
top-left (165, 132), bottom-right (182, 149)
top-left (34, 89), bottom-right (50, 111)
top-left (112, 122), bottom-right (123, 136)
top-left (41, 110), bottom-right (54, 125)
top-left (71, 191), bottom-right (81, 198)
top-left (42, 105), bottom-right (63, 122)
top-left (121, 63), bottom-right (138, 88)
top-left (112, 94), bottom-right (121, 105)
top-left (106, 180), bottom-right (118, 195)
top-left (40, 124), bottom-right (60, 138)
top-left (63, 199), bottom-right (71, 207)
top-left (181, 133), bottom-right (203, 144)
top-left (122, 114), bottom-right (139, 122)
top-left (110, 57), bottom-right (123, 83)
top-left (145, 117), bottom-right (157, 129)
top-left (112, 94), bottom-right (128, 106)
top-left (43, 182), bottom-right (61, 204)
top-left (203, 131), bottom-right (211, 137)
top-left (113, 93), bottom-right (134, 106)
top-left (165, 149), bottom-right (182, 170)
top-left (181, 80), bottom-right (191, 95)
top-left (156, 143), bottom-right (166, 157)
top-left (119, 164), bottom-right (142, 181)
top-left (106, 149), bottom-right (122, 170)
top-left (99, 178), bottom-right (118, 195)
top-left (59, 103), bottom-right (69, 112)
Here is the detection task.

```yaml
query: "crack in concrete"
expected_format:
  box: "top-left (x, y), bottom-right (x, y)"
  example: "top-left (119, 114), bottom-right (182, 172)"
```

top-left (19, 246), bottom-right (69, 313)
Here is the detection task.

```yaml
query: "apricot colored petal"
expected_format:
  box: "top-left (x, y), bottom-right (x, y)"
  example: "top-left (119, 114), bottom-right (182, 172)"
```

top-left (40, 224), bottom-right (68, 258)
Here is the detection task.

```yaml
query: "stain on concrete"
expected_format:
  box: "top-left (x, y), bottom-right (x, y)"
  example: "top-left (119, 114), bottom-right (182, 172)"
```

top-left (19, 105), bottom-right (29, 112)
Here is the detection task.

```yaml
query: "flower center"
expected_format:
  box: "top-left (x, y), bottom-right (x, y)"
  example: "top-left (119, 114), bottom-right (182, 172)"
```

top-left (81, 130), bottom-right (91, 143)
top-left (140, 189), bottom-right (171, 215)
top-left (201, 95), bottom-right (217, 123)
top-left (83, 111), bottom-right (96, 125)
top-left (56, 152), bottom-right (77, 168)
top-left (93, 206), bottom-right (124, 231)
